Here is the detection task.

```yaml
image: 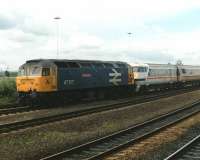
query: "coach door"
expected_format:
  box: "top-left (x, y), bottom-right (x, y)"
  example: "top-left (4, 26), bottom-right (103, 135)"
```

top-left (177, 67), bottom-right (180, 82)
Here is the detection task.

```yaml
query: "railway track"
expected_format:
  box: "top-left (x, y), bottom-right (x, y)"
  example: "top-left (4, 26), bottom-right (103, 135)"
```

top-left (40, 100), bottom-right (200, 160)
top-left (0, 105), bottom-right (41, 116)
top-left (0, 103), bottom-right (21, 109)
top-left (0, 87), bottom-right (198, 116)
top-left (164, 134), bottom-right (200, 160)
top-left (0, 87), bottom-right (198, 134)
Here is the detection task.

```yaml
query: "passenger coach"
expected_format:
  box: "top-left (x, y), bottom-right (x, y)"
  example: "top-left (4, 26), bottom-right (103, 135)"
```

top-left (178, 65), bottom-right (200, 85)
top-left (131, 63), bottom-right (200, 92)
top-left (131, 63), bottom-right (177, 91)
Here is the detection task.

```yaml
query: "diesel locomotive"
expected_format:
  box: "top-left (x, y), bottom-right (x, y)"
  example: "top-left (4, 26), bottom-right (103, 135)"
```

top-left (16, 59), bottom-right (134, 103)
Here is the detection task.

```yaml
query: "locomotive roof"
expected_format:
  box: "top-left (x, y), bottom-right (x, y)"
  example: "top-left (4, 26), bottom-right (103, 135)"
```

top-left (26, 59), bottom-right (128, 64)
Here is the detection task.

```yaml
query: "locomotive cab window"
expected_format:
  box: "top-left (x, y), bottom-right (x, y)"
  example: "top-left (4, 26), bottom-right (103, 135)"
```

top-left (132, 67), bottom-right (138, 72)
top-left (138, 67), bottom-right (147, 72)
top-left (18, 67), bottom-right (25, 76)
top-left (182, 69), bottom-right (186, 74)
top-left (42, 68), bottom-right (50, 76)
top-left (133, 67), bottom-right (147, 72)
top-left (31, 66), bottom-right (41, 76)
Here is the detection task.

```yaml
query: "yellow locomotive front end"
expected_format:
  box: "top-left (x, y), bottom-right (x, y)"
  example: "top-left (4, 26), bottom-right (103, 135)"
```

top-left (16, 60), bottom-right (57, 103)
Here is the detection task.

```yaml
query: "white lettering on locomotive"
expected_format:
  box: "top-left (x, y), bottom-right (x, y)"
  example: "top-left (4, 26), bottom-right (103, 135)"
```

top-left (64, 80), bottom-right (75, 85)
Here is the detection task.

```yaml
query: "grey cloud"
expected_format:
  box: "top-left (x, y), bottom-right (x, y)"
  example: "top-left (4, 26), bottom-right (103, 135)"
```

top-left (19, 18), bottom-right (52, 37)
top-left (77, 45), bottom-right (102, 50)
top-left (21, 26), bottom-right (51, 37)
top-left (0, 13), bottom-right (52, 37)
top-left (9, 34), bottom-right (36, 43)
top-left (62, 45), bottom-right (103, 55)
top-left (126, 50), bottom-right (174, 63)
top-left (0, 15), bottom-right (17, 29)
top-left (65, 49), bottom-right (175, 64)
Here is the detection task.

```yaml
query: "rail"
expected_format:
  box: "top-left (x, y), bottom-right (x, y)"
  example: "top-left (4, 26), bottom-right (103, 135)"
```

top-left (0, 88), bottom-right (197, 134)
top-left (40, 100), bottom-right (200, 160)
top-left (164, 134), bottom-right (200, 160)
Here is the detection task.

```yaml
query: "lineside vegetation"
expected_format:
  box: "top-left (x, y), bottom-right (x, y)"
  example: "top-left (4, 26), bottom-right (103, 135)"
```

top-left (0, 77), bottom-right (16, 97)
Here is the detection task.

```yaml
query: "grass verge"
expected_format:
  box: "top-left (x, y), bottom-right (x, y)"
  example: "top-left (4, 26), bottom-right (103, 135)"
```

top-left (0, 77), bottom-right (16, 106)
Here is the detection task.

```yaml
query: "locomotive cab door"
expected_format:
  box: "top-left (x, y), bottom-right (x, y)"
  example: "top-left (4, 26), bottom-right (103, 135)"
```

top-left (128, 67), bottom-right (134, 85)
top-left (41, 65), bottom-right (57, 92)
top-left (50, 66), bottom-right (57, 91)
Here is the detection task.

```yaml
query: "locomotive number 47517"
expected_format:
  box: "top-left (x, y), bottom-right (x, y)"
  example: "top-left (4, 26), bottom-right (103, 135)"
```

top-left (64, 80), bottom-right (75, 85)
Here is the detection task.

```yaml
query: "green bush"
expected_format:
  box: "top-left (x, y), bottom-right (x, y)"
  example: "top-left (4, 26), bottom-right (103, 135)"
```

top-left (0, 78), bottom-right (16, 96)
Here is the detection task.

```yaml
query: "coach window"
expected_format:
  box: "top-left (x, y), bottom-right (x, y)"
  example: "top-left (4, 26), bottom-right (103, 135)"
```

top-left (148, 69), bottom-right (152, 76)
top-left (182, 69), bottom-right (186, 74)
top-left (42, 68), bottom-right (50, 76)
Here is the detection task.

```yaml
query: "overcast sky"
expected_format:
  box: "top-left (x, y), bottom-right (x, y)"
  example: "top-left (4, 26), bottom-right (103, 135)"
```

top-left (0, 0), bottom-right (200, 70)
